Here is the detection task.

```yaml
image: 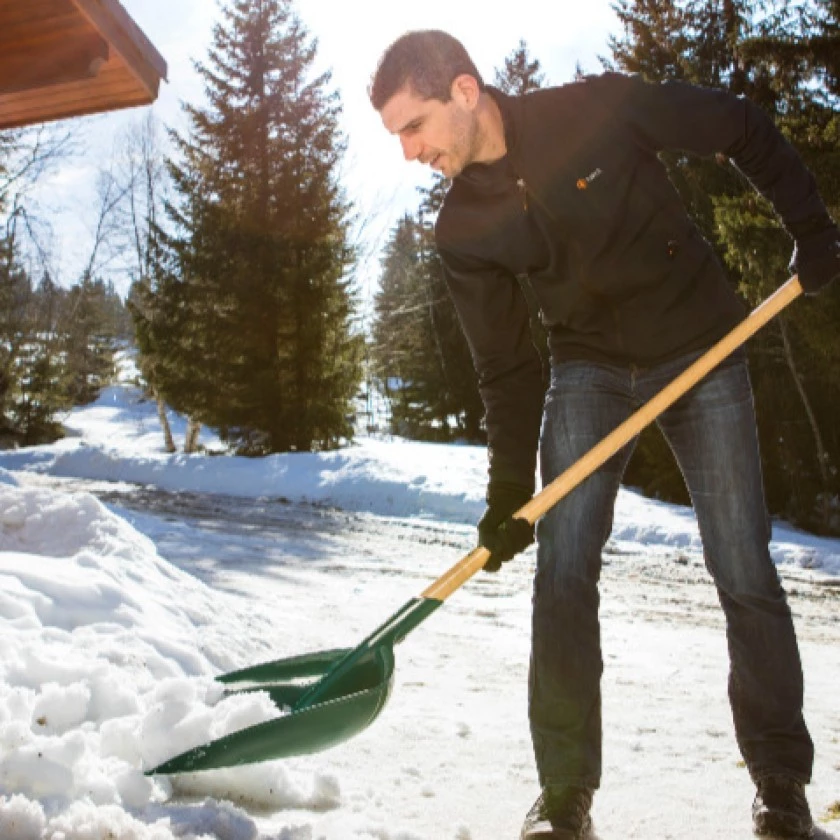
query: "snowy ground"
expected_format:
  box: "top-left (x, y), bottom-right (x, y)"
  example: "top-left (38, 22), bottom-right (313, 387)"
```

top-left (0, 356), bottom-right (839, 839)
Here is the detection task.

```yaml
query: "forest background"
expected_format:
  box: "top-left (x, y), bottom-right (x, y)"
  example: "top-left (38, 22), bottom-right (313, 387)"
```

top-left (1, 0), bottom-right (838, 534)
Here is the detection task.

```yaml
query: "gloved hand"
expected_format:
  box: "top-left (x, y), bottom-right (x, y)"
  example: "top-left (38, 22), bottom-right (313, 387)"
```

top-left (789, 222), bottom-right (840, 294)
top-left (477, 481), bottom-right (534, 572)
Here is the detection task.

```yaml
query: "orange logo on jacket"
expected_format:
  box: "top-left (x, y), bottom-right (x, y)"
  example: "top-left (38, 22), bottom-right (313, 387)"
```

top-left (576, 168), bottom-right (604, 190)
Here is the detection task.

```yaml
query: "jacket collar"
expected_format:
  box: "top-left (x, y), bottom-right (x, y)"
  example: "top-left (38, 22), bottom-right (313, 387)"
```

top-left (486, 85), bottom-right (519, 158)
top-left (456, 85), bottom-right (520, 187)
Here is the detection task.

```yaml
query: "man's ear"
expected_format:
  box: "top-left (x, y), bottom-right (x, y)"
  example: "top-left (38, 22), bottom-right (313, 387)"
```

top-left (451, 74), bottom-right (481, 109)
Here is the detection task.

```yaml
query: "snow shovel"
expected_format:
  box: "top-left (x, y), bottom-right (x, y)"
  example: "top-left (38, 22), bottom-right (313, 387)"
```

top-left (147, 276), bottom-right (803, 775)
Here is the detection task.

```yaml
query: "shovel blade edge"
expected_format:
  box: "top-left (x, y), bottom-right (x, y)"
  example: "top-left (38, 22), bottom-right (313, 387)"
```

top-left (148, 646), bottom-right (396, 774)
top-left (218, 647), bottom-right (352, 686)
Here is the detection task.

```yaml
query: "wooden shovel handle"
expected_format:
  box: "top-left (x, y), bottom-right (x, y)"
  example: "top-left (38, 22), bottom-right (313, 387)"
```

top-left (422, 276), bottom-right (803, 602)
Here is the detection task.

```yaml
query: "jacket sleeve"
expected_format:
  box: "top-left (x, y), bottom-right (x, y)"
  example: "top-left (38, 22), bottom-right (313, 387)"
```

top-left (601, 72), bottom-right (833, 236)
top-left (437, 244), bottom-right (544, 494)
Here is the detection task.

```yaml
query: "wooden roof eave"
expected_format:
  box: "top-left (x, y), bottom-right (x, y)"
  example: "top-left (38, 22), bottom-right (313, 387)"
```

top-left (0, 0), bottom-right (168, 131)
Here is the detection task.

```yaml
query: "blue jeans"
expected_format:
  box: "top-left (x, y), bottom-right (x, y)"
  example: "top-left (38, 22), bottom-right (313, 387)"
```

top-left (531, 349), bottom-right (813, 789)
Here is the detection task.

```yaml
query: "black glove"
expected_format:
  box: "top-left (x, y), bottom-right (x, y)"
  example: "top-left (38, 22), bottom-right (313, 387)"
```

top-left (789, 222), bottom-right (840, 294)
top-left (477, 481), bottom-right (534, 572)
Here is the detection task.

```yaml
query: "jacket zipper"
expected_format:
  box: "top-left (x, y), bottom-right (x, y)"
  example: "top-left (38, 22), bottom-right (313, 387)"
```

top-left (515, 170), bottom-right (629, 360)
top-left (516, 178), bottom-right (529, 211)
top-left (514, 173), bottom-right (559, 224)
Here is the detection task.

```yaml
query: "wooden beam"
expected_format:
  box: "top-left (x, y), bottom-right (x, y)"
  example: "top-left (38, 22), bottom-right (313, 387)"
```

top-left (0, 79), bottom-right (151, 129)
top-left (69, 0), bottom-right (167, 99)
top-left (0, 0), bottom-right (168, 129)
top-left (0, 33), bottom-right (109, 96)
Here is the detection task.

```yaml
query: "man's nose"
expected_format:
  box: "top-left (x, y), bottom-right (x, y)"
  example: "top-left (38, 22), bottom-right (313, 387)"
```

top-left (400, 134), bottom-right (421, 162)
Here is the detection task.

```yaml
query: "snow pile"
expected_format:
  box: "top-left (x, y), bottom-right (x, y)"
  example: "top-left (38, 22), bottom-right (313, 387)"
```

top-left (2, 378), bottom-right (839, 577)
top-left (0, 484), bottom-right (340, 839)
top-left (0, 386), bottom-right (489, 523)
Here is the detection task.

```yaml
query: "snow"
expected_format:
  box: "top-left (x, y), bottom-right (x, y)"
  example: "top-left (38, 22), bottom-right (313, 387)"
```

top-left (5, 377), bottom-right (840, 579)
top-left (0, 353), bottom-right (838, 839)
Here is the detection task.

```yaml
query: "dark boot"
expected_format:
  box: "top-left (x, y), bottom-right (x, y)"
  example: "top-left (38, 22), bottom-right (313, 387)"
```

top-left (753, 775), bottom-right (814, 838)
top-left (521, 785), bottom-right (594, 840)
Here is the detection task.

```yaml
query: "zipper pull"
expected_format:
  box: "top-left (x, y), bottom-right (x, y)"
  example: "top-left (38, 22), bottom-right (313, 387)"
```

top-left (516, 177), bottom-right (528, 211)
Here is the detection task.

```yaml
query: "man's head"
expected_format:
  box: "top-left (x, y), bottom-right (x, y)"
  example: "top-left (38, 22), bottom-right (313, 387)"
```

top-left (369, 30), bottom-right (484, 111)
top-left (370, 30), bottom-right (499, 179)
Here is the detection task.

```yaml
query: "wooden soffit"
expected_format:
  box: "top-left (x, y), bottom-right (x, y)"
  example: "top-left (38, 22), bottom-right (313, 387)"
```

top-left (0, 0), bottom-right (168, 130)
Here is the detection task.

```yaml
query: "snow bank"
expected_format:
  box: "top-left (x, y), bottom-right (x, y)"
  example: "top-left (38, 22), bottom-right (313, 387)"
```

top-left (3, 392), bottom-right (839, 576)
top-left (0, 484), bottom-right (341, 839)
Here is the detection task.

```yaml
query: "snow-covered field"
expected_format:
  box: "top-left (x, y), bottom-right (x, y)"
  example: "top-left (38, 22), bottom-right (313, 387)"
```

top-left (0, 356), bottom-right (839, 839)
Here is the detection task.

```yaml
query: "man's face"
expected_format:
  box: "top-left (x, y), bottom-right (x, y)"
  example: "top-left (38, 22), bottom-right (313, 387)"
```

top-left (379, 78), bottom-right (479, 179)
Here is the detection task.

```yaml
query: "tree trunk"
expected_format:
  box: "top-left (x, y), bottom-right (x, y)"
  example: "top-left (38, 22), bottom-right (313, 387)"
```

top-left (154, 389), bottom-right (176, 453)
top-left (777, 315), bottom-right (832, 531)
top-left (184, 417), bottom-right (201, 454)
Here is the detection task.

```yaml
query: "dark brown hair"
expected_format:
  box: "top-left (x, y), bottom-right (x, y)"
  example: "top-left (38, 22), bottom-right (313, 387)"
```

top-left (369, 30), bottom-right (484, 111)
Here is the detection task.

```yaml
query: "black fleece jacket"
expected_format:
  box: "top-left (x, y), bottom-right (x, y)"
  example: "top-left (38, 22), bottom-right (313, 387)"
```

top-left (434, 72), bottom-right (832, 492)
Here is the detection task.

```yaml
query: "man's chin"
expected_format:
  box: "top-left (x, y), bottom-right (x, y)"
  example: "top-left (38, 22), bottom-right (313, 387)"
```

top-left (428, 154), bottom-right (459, 178)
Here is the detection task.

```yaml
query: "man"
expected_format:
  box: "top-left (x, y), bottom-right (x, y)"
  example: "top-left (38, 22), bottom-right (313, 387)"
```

top-left (369, 30), bottom-right (840, 840)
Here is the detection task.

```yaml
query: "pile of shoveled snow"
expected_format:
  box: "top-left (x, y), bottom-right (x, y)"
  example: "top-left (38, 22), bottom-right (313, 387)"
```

top-left (0, 482), bottom-right (339, 839)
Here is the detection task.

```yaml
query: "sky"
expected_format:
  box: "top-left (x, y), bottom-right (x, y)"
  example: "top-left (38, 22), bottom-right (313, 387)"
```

top-left (26, 0), bottom-right (622, 299)
top-left (0, 352), bottom-right (839, 839)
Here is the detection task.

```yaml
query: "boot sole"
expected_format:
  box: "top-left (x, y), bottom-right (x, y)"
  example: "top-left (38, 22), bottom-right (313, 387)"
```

top-left (521, 815), bottom-right (595, 839)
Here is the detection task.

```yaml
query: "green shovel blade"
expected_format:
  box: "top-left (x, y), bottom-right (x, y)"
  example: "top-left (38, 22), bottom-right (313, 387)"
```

top-left (148, 644), bottom-right (395, 774)
top-left (217, 647), bottom-right (355, 709)
top-left (146, 597), bottom-right (442, 775)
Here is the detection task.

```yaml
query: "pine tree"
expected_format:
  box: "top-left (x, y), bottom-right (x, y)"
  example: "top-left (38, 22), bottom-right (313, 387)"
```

top-left (12, 347), bottom-right (68, 445)
top-left (11, 271), bottom-right (70, 444)
top-left (608, 0), bottom-right (691, 79)
top-left (120, 116), bottom-right (184, 452)
top-left (371, 215), bottom-right (429, 436)
top-left (494, 39), bottom-right (546, 94)
top-left (811, 0), bottom-right (840, 94)
top-left (0, 234), bottom-right (31, 442)
top-left (1, 238), bottom-right (79, 445)
top-left (714, 0), bottom-right (840, 530)
top-left (156, 0), bottom-right (362, 453)
top-left (417, 179), bottom-right (485, 440)
top-left (371, 195), bottom-right (485, 442)
top-left (60, 276), bottom-right (116, 406)
top-left (608, 0), bottom-right (840, 532)
top-left (128, 230), bottom-right (203, 448)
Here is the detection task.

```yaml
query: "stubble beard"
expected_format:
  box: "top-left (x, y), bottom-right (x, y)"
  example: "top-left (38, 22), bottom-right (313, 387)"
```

top-left (446, 109), bottom-right (482, 179)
